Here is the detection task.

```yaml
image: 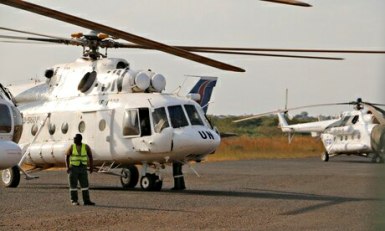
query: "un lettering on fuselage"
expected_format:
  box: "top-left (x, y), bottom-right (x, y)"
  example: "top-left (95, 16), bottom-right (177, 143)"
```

top-left (24, 116), bottom-right (40, 124)
top-left (98, 98), bottom-right (119, 106)
top-left (198, 131), bottom-right (215, 140)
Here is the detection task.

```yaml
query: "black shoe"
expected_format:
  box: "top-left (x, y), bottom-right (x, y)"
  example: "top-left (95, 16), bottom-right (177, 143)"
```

top-left (84, 201), bottom-right (95, 206)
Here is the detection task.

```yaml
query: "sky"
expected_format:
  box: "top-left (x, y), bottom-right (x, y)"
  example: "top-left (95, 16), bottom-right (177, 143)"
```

top-left (0, 0), bottom-right (384, 116)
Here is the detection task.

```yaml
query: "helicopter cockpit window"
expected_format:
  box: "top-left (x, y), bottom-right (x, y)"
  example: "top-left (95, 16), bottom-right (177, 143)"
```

top-left (351, 115), bottom-right (359, 124)
top-left (78, 71), bottom-right (97, 93)
top-left (10, 106), bottom-right (23, 143)
top-left (0, 104), bottom-right (12, 133)
top-left (341, 116), bottom-right (351, 126)
top-left (184, 105), bottom-right (204, 126)
top-left (116, 61), bottom-right (128, 69)
top-left (328, 116), bottom-right (351, 128)
top-left (168, 105), bottom-right (188, 128)
top-left (123, 109), bottom-right (140, 136)
top-left (152, 107), bottom-right (170, 133)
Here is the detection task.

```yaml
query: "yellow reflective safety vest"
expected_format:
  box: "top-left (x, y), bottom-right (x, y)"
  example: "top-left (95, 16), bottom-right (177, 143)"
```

top-left (70, 144), bottom-right (88, 166)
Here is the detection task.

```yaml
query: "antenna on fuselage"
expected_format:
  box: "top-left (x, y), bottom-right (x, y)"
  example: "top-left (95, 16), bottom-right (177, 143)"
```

top-left (285, 88), bottom-right (288, 112)
top-left (173, 76), bottom-right (189, 96)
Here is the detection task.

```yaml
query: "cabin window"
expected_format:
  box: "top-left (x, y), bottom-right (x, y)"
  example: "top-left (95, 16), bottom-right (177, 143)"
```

top-left (184, 105), bottom-right (204, 126)
top-left (31, 124), bottom-right (38, 136)
top-left (48, 123), bottom-right (56, 135)
top-left (152, 107), bottom-right (169, 133)
top-left (351, 115), bottom-right (359, 124)
top-left (168, 105), bottom-right (188, 128)
top-left (78, 121), bottom-right (86, 133)
top-left (123, 109), bottom-right (140, 136)
top-left (99, 119), bottom-right (106, 131)
top-left (0, 104), bottom-right (12, 133)
top-left (61, 122), bottom-right (69, 134)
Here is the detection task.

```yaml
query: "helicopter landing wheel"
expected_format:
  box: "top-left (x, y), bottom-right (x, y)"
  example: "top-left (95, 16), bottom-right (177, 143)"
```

top-left (1, 166), bottom-right (20, 188)
top-left (321, 152), bottom-right (329, 162)
top-left (120, 165), bottom-right (139, 189)
top-left (372, 154), bottom-right (384, 164)
top-left (140, 173), bottom-right (162, 191)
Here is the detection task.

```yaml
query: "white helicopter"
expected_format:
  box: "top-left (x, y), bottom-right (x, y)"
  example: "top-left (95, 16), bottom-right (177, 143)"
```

top-left (234, 98), bottom-right (385, 163)
top-left (2, 51), bottom-right (223, 190)
top-left (1, 0), bottom-right (384, 190)
top-left (0, 84), bottom-right (23, 187)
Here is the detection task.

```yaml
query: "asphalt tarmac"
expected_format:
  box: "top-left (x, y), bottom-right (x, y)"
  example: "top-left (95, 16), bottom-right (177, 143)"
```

top-left (1, 156), bottom-right (385, 230)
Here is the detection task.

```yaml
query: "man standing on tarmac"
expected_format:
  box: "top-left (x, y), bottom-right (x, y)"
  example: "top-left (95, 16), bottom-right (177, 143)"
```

top-left (65, 134), bottom-right (95, 206)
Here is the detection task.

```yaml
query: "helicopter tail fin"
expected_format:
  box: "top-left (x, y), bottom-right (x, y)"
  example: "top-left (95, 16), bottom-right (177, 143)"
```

top-left (188, 76), bottom-right (217, 114)
top-left (277, 112), bottom-right (292, 133)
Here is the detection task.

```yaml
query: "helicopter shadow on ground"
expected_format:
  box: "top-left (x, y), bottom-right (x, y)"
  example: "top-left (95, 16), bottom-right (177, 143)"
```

top-left (90, 185), bottom-right (381, 215)
top-left (11, 182), bottom-right (382, 214)
top-left (16, 182), bottom-right (68, 189)
top-left (93, 204), bottom-right (193, 213)
top-left (326, 155), bottom-right (382, 164)
top-left (328, 159), bottom-right (380, 164)
top-left (243, 187), bottom-right (380, 215)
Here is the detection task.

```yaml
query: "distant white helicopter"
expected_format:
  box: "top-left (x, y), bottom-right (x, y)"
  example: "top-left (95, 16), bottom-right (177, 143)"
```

top-left (1, 0), bottom-right (384, 190)
top-left (234, 98), bottom-right (385, 163)
top-left (0, 84), bottom-right (23, 186)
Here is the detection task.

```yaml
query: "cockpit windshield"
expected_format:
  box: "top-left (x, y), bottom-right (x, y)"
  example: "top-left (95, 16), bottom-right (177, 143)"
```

top-left (152, 107), bottom-right (170, 133)
top-left (0, 104), bottom-right (12, 133)
top-left (184, 105), bottom-right (204, 126)
top-left (123, 109), bottom-right (140, 136)
top-left (168, 105), bottom-right (189, 128)
top-left (327, 115), bottom-right (351, 128)
top-left (11, 105), bottom-right (23, 143)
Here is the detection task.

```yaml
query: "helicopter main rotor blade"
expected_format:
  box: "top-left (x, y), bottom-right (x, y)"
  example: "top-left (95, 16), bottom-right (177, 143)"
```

top-left (186, 50), bottom-right (343, 60)
top-left (0, 26), bottom-right (72, 41)
top-left (119, 43), bottom-right (383, 58)
top-left (0, 34), bottom-right (83, 46)
top-left (0, 0), bottom-right (244, 72)
top-left (0, 32), bottom-right (342, 60)
top-left (233, 103), bottom-right (348, 123)
top-left (260, 0), bottom-right (312, 7)
top-left (118, 44), bottom-right (343, 60)
top-left (164, 46), bottom-right (385, 54)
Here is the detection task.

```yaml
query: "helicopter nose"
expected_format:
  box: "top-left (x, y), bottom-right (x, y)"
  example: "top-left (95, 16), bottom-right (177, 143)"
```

top-left (172, 128), bottom-right (221, 156)
top-left (371, 124), bottom-right (385, 154)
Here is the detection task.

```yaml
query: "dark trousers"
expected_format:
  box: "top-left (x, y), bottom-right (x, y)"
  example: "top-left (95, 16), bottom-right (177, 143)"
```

top-left (68, 165), bottom-right (91, 203)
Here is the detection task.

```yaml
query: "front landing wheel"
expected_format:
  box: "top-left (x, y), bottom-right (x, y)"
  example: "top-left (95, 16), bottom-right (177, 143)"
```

top-left (120, 165), bottom-right (139, 189)
top-left (372, 154), bottom-right (384, 164)
top-left (1, 166), bottom-right (20, 188)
